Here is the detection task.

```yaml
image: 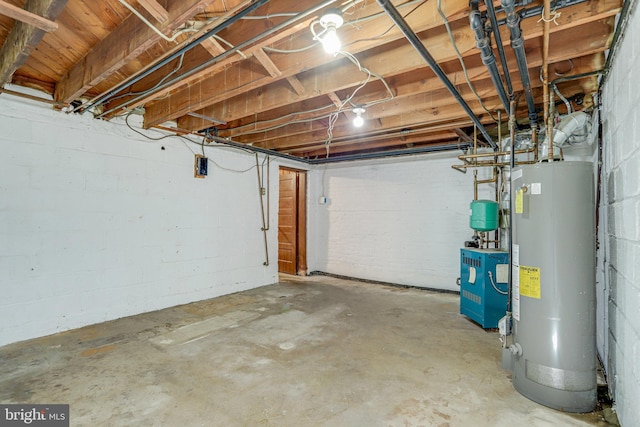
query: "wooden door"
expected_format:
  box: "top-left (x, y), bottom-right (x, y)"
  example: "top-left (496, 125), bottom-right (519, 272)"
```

top-left (278, 168), bottom-right (306, 274)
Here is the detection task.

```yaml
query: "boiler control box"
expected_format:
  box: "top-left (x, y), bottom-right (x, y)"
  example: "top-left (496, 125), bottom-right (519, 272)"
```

top-left (459, 248), bottom-right (509, 328)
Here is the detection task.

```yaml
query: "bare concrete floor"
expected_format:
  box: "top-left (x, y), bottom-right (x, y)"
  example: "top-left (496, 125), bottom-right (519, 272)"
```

top-left (1, 275), bottom-right (611, 426)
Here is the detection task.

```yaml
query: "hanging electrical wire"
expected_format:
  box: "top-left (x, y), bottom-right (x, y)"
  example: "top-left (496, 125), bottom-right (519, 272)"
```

top-left (342, 0), bottom-right (426, 46)
top-left (436, 0), bottom-right (497, 122)
top-left (123, 109), bottom-right (273, 174)
top-left (118, 0), bottom-right (199, 43)
top-left (107, 53), bottom-right (187, 103)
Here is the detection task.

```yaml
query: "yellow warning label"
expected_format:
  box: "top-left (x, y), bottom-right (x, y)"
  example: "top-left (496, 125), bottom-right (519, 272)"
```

top-left (520, 266), bottom-right (541, 299)
top-left (515, 189), bottom-right (524, 214)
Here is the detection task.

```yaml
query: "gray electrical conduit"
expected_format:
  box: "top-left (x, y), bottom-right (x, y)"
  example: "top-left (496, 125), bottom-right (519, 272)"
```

top-left (75, 0), bottom-right (268, 115)
top-left (375, 0), bottom-right (496, 148)
top-left (255, 153), bottom-right (269, 266)
top-left (92, 0), bottom-right (338, 118)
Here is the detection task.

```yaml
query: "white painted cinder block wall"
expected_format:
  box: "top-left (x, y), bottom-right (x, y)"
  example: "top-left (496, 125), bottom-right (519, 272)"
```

top-left (307, 154), bottom-right (494, 291)
top-left (600, 3), bottom-right (640, 426)
top-left (0, 93), bottom-right (278, 347)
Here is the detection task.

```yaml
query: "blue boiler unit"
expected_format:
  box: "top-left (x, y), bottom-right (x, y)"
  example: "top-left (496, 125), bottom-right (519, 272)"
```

top-left (459, 248), bottom-right (509, 328)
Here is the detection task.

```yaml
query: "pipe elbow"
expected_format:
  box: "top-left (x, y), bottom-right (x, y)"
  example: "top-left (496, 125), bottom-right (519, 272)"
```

top-left (502, 0), bottom-right (515, 12)
top-left (469, 10), bottom-right (483, 32)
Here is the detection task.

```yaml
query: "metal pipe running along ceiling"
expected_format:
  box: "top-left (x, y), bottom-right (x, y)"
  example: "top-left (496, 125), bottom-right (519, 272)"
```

top-left (92, 0), bottom-right (339, 118)
top-left (376, 0), bottom-right (496, 149)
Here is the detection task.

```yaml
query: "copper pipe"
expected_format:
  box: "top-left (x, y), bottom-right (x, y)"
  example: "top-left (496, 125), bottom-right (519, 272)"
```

top-left (451, 159), bottom-right (537, 171)
top-left (542, 0), bottom-right (551, 126)
top-left (474, 170), bottom-right (479, 200)
top-left (547, 81), bottom-right (555, 161)
top-left (458, 147), bottom-right (535, 161)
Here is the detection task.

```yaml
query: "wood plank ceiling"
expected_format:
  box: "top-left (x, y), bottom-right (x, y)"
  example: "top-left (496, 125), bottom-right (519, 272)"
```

top-left (0, 0), bottom-right (621, 161)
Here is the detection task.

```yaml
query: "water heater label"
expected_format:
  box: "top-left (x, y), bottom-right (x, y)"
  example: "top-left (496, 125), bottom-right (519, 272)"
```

top-left (515, 189), bottom-right (524, 214)
top-left (531, 182), bottom-right (542, 194)
top-left (520, 266), bottom-right (541, 299)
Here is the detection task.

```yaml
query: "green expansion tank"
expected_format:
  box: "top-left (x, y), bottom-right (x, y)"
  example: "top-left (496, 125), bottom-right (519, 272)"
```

top-left (470, 199), bottom-right (499, 231)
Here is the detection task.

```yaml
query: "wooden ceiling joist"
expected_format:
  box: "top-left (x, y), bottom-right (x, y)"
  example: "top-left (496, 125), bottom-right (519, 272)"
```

top-left (135, 0), bottom-right (169, 24)
top-left (0, 0), bottom-right (68, 86)
top-left (54, 0), bottom-right (218, 103)
top-left (0, 0), bottom-right (59, 32)
top-left (146, 0), bottom-right (617, 130)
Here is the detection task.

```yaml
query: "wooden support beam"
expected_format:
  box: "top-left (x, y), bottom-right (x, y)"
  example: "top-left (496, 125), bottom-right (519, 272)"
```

top-left (286, 76), bottom-right (305, 96)
top-left (453, 128), bottom-right (474, 143)
top-left (54, 0), bottom-right (217, 103)
top-left (136, 0), bottom-right (169, 23)
top-left (253, 48), bottom-right (281, 78)
top-left (178, 28), bottom-right (609, 134)
top-left (0, 0), bottom-right (59, 32)
top-left (200, 37), bottom-right (226, 56)
top-left (146, 0), bottom-right (618, 129)
top-left (142, 0), bottom-right (473, 127)
top-left (0, 0), bottom-right (68, 87)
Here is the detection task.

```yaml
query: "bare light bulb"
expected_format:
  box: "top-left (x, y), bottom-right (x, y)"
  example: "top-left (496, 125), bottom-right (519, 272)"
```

top-left (322, 25), bottom-right (341, 54)
top-left (353, 107), bottom-right (365, 127)
top-left (318, 9), bottom-right (343, 55)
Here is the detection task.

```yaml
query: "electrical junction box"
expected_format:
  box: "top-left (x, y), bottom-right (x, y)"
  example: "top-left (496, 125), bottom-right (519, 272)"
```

top-left (459, 248), bottom-right (509, 328)
top-left (194, 154), bottom-right (208, 178)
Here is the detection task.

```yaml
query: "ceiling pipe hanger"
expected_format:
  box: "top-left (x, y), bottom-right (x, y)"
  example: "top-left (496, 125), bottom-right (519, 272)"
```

top-left (376, 0), bottom-right (496, 149)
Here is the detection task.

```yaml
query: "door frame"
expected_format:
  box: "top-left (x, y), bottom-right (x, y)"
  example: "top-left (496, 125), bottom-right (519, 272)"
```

top-left (279, 167), bottom-right (307, 275)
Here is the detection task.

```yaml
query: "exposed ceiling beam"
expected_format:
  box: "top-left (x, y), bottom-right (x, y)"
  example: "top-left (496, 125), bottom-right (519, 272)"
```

top-left (147, 0), bottom-right (618, 129)
top-left (286, 76), bottom-right (305, 96)
top-left (0, 0), bottom-right (68, 87)
top-left (54, 0), bottom-right (218, 103)
top-left (178, 27), bottom-right (610, 135)
top-left (200, 37), bottom-right (226, 56)
top-left (453, 129), bottom-right (474, 143)
top-left (142, 0), bottom-right (474, 127)
top-left (0, 0), bottom-right (59, 32)
top-left (136, 0), bottom-right (169, 23)
top-left (253, 48), bottom-right (282, 78)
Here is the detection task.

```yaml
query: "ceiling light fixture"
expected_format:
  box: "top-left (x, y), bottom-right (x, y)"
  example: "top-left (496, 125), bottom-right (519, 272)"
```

top-left (353, 107), bottom-right (365, 127)
top-left (318, 9), bottom-right (344, 55)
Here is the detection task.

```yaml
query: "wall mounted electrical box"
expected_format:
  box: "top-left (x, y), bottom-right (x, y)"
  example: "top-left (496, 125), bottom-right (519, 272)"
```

top-left (459, 248), bottom-right (509, 328)
top-left (194, 154), bottom-right (208, 178)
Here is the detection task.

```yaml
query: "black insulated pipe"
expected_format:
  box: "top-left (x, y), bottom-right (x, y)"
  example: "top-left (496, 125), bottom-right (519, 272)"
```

top-left (484, 0), bottom-right (513, 95)
top-left (469, 0), bottom-right (509, 112)
top-left (502, 0), bottom-right (537, 125)
top-left (96, 0), bottom-right (339, 119)
top-left (80, 0), bottom-right (272, 115)
top-left (376, 0), bottom-right (496, 148)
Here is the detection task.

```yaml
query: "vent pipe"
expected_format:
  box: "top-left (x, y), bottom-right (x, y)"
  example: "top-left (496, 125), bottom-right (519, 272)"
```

top-left (469, 0), bottom-right (509, 112)
top-left (502, 0), bottom-right (538, 125)
top-left (376, 0), bottom-right (496, 148)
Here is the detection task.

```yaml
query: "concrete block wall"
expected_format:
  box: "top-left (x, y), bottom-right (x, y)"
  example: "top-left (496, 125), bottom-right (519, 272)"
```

top-left (600, 4), bottom-right (640, 426)
top-left (307, 154), bottom-right (493, 291)
top-left (0, 93), bottom-right (278, 347)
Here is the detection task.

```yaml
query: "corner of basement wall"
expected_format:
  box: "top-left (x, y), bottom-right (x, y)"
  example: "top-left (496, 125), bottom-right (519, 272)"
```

top-left (0, 92), bottom-right (278, 347)
top-left (306, 153), bottom-right (492, 291)
top-left (600, 3), bottom-right (640, 425)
